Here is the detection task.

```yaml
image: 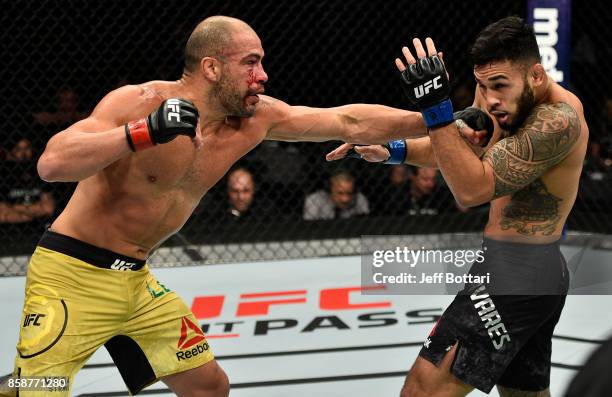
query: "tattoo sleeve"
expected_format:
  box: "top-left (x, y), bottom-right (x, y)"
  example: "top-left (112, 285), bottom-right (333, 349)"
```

top-left (483, 102), bottom-right (580, 199)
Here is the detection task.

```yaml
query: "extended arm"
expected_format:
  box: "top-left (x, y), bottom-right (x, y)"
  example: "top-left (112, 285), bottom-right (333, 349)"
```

top-left (430, 102), bottom-right (581, 206)
top-left (325, 105), bottom-right (494, 166)
top-left (262, 96), bottom-right (427, 144)
top-left (325, 137), bottom-right (437, 167)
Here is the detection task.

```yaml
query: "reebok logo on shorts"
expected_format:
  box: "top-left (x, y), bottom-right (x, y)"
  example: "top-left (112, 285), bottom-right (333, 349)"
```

top-left (176, 317), bottom-right (209, 361)
top-left (470, 285), bottom-right (511, 350)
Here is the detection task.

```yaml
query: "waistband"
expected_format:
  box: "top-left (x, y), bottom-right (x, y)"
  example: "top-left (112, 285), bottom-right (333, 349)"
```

top-left (480, 236), bottom-right (564, 270)
top-left (482, 236), bottom-right (561, 252)
top-left (38, 230), bottom-right (146, 271)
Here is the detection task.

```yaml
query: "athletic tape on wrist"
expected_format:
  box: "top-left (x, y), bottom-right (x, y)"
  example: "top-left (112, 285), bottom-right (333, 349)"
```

top-left (383, 139), bottom-right (407, 164)
top-left (422, 99), bottom-right (454, 129)
top-left (125, 119), bottom-right (154, 151)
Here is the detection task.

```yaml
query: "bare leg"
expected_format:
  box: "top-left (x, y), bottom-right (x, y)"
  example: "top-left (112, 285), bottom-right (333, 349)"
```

top-left (400, 343), bottom-right (473, 397)
top-left (162, 359), bottom-right (229, 397)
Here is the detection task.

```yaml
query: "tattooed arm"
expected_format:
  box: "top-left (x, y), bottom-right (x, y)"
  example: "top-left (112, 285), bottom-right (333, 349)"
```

top-left (429, 102), bottom-right (581, 207)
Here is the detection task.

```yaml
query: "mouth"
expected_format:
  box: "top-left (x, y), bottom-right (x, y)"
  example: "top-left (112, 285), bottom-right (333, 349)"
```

top-left (491, 111), bottom-right (509, 125)
top-left (245, 90), bottom-right (264, 105)
top-left (245, 94), bottom-right (260, 106)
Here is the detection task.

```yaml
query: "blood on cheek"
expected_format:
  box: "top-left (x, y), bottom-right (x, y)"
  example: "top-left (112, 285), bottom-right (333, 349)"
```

top-left (246, 68), bottom-right (256, 85)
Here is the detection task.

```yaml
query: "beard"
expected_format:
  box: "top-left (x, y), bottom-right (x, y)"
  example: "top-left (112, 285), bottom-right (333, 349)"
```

top-left (211, 73), bottom-right (255, 118)
top-left (506, 81), bottom-right (536, 133)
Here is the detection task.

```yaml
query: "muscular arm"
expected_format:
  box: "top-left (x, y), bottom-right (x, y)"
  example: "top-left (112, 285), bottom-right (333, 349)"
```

top-left (404, 137), bottom-right (437, 167)
top-left (326, 129), bottom-right (486, 168)
top-left (261, 96), bottom-right (427, 144)
top-left (37, 85), bottom-right (150, 182)
top-left (430, 102), bottom-right (581, 207)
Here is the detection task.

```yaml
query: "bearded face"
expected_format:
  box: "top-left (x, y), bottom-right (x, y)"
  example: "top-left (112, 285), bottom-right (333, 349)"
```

top-left (504, 77), bottom-right (536, 133)
top-left (211, 70), bottom-right (256, 118)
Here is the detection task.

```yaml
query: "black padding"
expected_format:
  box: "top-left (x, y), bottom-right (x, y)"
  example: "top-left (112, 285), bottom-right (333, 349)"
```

top-left (105, 335), bottom-right (156, 395)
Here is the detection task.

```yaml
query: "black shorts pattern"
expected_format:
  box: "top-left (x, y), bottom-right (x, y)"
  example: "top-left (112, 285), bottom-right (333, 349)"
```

top-left (419, 237), bottom-right (569, 393)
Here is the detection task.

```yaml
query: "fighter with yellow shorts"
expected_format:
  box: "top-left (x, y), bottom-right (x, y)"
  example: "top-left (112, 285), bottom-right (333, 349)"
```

top-left (9, 230), bottom-right (213, 396)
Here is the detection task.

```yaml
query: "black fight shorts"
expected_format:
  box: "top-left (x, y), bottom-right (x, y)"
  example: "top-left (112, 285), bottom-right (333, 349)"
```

top-left (419, 237), bottom-right (569, 393)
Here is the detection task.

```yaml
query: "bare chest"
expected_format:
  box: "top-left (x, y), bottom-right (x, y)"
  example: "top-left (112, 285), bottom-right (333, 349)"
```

top-left (117, 129), bottom-right (263, 196)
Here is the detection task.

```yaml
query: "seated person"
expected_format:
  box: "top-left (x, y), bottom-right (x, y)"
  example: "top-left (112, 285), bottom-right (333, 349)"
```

top-left (0, 137), bottom-right (55, 254)
top-left (303, 170), bottom-right (369, 220)
top-left (375, 167), bottom-right (467, 216)
top-left (0, 137), bottom-right (55, 224)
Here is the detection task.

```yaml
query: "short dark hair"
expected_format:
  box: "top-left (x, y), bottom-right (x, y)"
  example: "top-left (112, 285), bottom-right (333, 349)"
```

top-left (471, 16), bottom-right (540, 67)
top-left (330, 170), bottom-right (354, 186)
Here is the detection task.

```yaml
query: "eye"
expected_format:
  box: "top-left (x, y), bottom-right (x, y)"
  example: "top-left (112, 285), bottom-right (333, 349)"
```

top-left (494, 83), bottom-right (506, 90)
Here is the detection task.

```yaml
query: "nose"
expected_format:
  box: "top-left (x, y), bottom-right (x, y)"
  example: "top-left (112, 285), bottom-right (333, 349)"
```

top-left (486, 93), bottom-right (501, 110)
top-left (257, 65), bottom-right (268, 85)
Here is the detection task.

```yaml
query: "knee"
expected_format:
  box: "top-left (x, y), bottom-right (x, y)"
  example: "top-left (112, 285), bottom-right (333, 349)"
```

top-left (400, 371), bottom-right (427, 397)
top-left (190, 367), bottom-right (229, 397)
top-left (400, 383), bottom-right (424, 397)
top-left (207, 368), bottom-right (229, 397)
top-left (216, 370), bottom-right (230, 397)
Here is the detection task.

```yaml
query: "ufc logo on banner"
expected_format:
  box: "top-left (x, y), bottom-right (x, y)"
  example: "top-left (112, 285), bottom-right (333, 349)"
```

top-left (414, 76), bottom-right (442, 98)
top-left (167, 99), bottom-right (181, 122)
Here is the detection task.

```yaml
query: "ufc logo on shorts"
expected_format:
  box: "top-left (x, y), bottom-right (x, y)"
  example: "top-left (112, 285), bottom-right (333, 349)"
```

top-left (110, 259), bottom-right (136, 271)
top-left (414, 76), bottom-right (442, 98)
top-left (23, 313), bottom-right (46, 327)
top-left (167, 99), bottom-right (181, 122)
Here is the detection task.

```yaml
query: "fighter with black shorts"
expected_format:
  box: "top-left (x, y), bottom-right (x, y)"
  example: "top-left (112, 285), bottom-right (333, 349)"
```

top-left (421, 238), bottom-right (569, 393)
top-left (328, 16), bottom-right (588, 396)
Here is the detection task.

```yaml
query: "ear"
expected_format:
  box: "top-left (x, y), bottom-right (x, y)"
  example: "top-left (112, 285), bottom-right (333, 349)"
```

top-left (200, 57), bottom-right (222, 82)
top-left (530, 64), bottom-right (546, 88)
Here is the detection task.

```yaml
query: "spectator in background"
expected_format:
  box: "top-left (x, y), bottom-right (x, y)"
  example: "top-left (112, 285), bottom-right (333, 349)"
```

top-left (372, 167), bottom-right (467, 216)
top-left (33, 87), bottom-right (88, 129)
top-left (303, 170), bottom-right (369, 220)
top-left (225, 167), bottom-right (258, 220)
top-left (407, 167), bottom-right (472, 215)
top-left (0, 137), bottom-right (55, 224)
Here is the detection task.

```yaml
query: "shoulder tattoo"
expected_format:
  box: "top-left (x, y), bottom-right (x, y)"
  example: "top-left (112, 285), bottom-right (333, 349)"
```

top-left (483, 102), bottom-right (581, 198)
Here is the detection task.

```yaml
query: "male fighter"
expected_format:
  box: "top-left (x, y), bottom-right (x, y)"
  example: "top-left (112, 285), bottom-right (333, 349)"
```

top-left (329, 16), bottom-right (587, 397)
top-left (8, 15), bottom-right (491, 397)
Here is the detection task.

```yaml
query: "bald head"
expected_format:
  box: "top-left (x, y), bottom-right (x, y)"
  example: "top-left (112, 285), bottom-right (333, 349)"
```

top-left (184, 16), bottom-right (256, 73)
top-left (227, 168), bottom-right (255, 213)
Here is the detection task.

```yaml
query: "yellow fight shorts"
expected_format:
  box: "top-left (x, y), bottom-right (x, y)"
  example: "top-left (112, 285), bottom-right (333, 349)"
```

top-left (8, 230), bottom-right (214, 396)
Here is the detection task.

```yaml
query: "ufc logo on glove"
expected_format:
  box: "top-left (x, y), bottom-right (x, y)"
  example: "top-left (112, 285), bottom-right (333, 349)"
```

top-left (414, 76), bottom-right (442, 98)
top-left (167, 98), bottom-right (182, 122)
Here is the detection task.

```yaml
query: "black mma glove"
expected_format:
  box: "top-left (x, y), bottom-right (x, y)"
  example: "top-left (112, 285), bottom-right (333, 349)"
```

top-left (453, 107), bottom-right (494, 147)
top-left (125, 98), bottom-right (199, 151)
top-left (400, 55), bottom-right (453, 129)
